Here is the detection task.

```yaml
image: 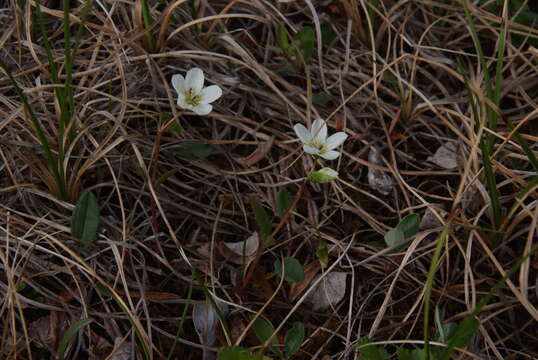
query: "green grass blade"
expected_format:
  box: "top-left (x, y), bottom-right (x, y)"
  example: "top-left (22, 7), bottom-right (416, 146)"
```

top-left (166, 271), bottom-right (194, 359)
top-left (64, 0), bottom-right (95, 141)
top-left (423, 220), bottom-right (452, 359)
top-left (34, 0), bottom-right (68, 131)
top-left (439, 241), bottom-right (538, 359)
top-left (0, 59), bottom-right (67, 199)
top-left (456, 57), bottom-right (501, 231)
top-left (140, 0), bottom-right (155, 51)
top-left (57, 317), bottom-right (94, 360)
top-left (459, 1), bottom-right (504, 229)
top-left (192, 268), bottom-right (232, 345)
top-left (503, 117), bottom-right (538, 172)
top-left (480, 143), bottom-right (501, 230)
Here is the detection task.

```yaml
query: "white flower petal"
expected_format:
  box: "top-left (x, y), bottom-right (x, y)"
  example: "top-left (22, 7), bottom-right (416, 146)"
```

top-left (193, 103), bottom-right (213, 115)
top-left (171, 74), bottom-right (185, 93)
top-left (185, 68), bottom-right (204, 93)
top-left (325, 132), bottom-right (348, 150)
top-left (294, 124), bottom-right (311, 144)
top-left (303, 145), bottom-right (319, 155)
top-left (199, 85), bottom-right (222, 104)
top-left (311, 119), bottom-right (327, 142)
top-left (177, 93), bottom-right (190, 109)
top-left (320, 150), bottom-right (340, 160)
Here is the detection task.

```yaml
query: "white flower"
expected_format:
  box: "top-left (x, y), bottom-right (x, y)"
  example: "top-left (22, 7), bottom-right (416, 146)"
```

top-left (293, 119), bottom-right (348, 160)
top-left (172, 68), bottom-right (222, 115)
top-left (308, 167), bottom-right (339, 183)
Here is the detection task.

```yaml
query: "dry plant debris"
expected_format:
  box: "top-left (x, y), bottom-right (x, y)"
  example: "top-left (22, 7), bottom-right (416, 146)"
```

top-left (0, 0), bottom-right (537, 359)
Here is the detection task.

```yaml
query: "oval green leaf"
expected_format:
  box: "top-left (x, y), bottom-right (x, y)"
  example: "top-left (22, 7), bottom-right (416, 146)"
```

top-left (250, 199), bottom-right (274, 245)
top-left (274, 257), bottom-right (305, 283)
top-left (397, 213), bottom-right (421, 238)
top-left (384, 228), bottom-right (404, 248)
top-left (253, 317), bottom-right (280, 354)
top-left (285, 322), bottom-right (305, 356)
top-left (276, 188), bottom-right (293, 218)
top-left (175, 140), bottom-right (212, 160)
top-left (71, 191), bottom-right (100, 244)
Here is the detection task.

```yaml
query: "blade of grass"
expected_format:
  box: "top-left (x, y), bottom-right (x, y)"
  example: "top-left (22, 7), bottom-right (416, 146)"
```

top-left (33, 0), bottom-right (68, 199)
top-left (192, 268), bottom-right (232, 346)
top-left (33, 0), bottom-right (67, 132)
top-left (423, 220), bottom-right (452, 360)
top-left (140, 0), bottom-right (155, 51)
top-left (57, 317), bottom-right (94, 360)
top-left (457, 57), bottom-right (501, 232)
top-left (502, 116), bottom-right (538, 172)
top-left (0, 59), bottom-right (67, 199)
top-left (439, 240), bottom-right (538, 359)
top-left (461, 0), bottom-right (505, 230)
top-left (166, 271), bottom-right (194, 359)
top-left (64, 0), bottom-right (95, 142)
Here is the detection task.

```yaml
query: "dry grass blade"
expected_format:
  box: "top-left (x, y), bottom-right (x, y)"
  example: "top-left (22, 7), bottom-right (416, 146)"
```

top-left (1, 0), bottom-right (537, 358)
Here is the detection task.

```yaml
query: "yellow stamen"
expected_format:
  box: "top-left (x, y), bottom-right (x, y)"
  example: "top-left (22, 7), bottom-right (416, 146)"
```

top-left (308, 140), bottom-right (328, 155)
top-left (183, 89), bottom-right (201, 107)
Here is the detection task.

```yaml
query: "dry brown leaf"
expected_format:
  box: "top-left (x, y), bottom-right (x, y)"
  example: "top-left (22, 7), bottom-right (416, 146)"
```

top-left (420, 205), bottom-right (445, 230)
top-left (230, 315), bottom-right (247, 343)
top-left (427, 142), bottom-right (459, 169)
top-left (233, 137), bottom-right (274, 166)
top-left (388, 108), bottom-right (401, 135)
top-left (367, 148), bottom-right (394, 195)
top-left (88, 333), bottom-right (113, 360)
top-left (289, 261), bottom-right (321, 301)
top-left (334, 113), bottom-right (345, 131)
top-left (224, 232), bottom-right (259, 257)
top-left (193, 302), bottom-right (229, 360)
top-left (219, 233), bottom-right (260, 265)
top-left (193, 303), bottom-right (218, 360)
top-left (29, 311), bottom-right (68, 351)
top-left (109, 338), bottom-right (133, 360)
top-left (305, 272), bottom-right (348, 311)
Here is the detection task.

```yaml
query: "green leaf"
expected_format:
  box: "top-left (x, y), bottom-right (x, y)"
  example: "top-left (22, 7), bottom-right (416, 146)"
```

top-left (167, 121), bottom-right (184, 134)
top-left (397, 213), bottom-right (421, 238)
top-left (175, 141), bottom-right (212, 160)
top-left (439, 316), bottom-right (479, 360)
top-left (276, 26), bottom-right (291, 56)
top-left (295, 27), bottom-right (315, 62)
top-left (410, 349), bottom-right (427, 360)
top-left (312, 91), bottom-right (331, 105)
top-left (384, 228), bottom-right (404, 248)
top-left (434, 306), bottom-right (458, 343)
top-left (356, 337), bottom-right (390, 360)
top-left (438, 323), bottom-right (458, 343)
top-left (321, 24), bottom-right (336, 45)
top-left (274, 257), bottom-right (305, 283)
top-left (58, 318), bottom-right (94, 360)
top-left (253, 318), bottom-right (280, 354)
top-left (219, 346), bottom-right (266, 360)
top-left (315, 239), bottom-right (329, 268)
top-left (95, 282), bottom-right (110, 297)
top-left (276, 188), bottom-right (293, 218)
top-left (285, 322), bottom-right (305, 356)
top-left (71, 191), bottom-right (100, 244)
top-left (250, 199), bottom-right (274, 246)
top-left (396, 347), bottom-right (412, 360)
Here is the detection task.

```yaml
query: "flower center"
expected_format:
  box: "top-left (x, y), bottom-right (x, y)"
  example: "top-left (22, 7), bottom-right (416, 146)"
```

top-left (183, 89), bottom-right (201, 107)
top-left (308, 140), bottom-right (328, 154)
